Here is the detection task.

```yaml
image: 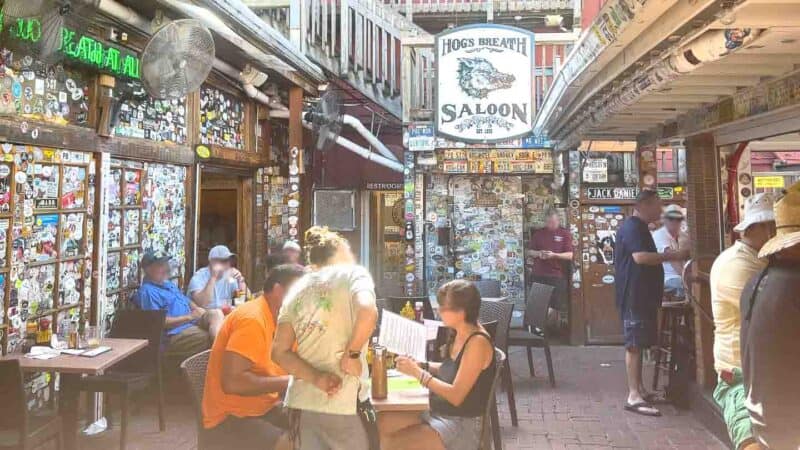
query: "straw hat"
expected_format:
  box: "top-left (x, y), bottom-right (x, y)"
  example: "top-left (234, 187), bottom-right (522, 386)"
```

top-left (733, 193), bottom-right (775, 233)
top-left (759, 181), bottom-right (800, 258)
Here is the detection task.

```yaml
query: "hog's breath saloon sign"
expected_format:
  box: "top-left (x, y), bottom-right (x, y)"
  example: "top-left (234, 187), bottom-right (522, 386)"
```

top-left (435, 24), bottom-right (534, 144)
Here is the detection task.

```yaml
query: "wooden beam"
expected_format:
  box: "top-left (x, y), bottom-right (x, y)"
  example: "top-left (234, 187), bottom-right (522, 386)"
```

top-left (288, 86), bottom-right (304, 150)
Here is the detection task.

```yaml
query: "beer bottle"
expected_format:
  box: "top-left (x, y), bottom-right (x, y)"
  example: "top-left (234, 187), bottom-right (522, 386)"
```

top-left (371, 346), bottom-right (388, 400)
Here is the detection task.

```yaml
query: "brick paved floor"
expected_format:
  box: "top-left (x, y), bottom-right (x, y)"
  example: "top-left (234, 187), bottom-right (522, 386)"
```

top-left (78, 346), bottom-right (726, 450)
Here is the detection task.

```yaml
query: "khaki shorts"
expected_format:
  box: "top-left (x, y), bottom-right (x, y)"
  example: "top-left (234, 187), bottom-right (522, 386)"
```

top-left (166, 312), bottom-right (215, 355)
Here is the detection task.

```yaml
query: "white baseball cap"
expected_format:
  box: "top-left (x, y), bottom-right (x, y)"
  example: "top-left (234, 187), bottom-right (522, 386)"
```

top-left (208, 245), bottom-right (235, 260)
top-left (282, 241), bottom-right (301, 252)
top-left (662, 204), bottom-right (685, 220)
top-left (734, 193), bottom-right (776, 233)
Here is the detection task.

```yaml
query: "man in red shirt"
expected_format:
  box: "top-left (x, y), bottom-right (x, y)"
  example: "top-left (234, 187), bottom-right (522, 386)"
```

top-left (528, 209), bottom-right (574, 328)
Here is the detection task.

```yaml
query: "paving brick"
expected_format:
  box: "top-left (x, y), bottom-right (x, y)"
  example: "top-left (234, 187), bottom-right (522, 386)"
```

top-left (76, 346), bottom-right (725, 450)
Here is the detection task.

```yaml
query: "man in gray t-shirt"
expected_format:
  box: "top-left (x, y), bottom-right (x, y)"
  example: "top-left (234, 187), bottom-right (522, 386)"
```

top-left (188, 245), bottom-right (247, 310)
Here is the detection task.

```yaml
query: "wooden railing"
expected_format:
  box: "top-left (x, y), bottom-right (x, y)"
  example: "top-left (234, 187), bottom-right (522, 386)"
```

top-left (257, 0), bottom-right (430, 119)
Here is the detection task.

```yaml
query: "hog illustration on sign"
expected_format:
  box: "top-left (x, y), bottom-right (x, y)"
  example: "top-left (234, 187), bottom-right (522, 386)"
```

top-left (457, 57), bottom-right (515, 99)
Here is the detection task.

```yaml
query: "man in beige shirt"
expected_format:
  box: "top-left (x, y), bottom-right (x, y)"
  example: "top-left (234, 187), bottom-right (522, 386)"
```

top-left (710, 193), bottom-right (775, 450)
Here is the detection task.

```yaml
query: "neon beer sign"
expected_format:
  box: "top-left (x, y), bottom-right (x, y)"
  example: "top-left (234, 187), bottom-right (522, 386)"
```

top-left (3, 16), bottom-right (140, 79)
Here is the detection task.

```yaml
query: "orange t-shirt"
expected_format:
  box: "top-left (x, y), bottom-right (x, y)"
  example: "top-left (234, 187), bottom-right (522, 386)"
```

top-left (202, 297), bottom-right (286, 429)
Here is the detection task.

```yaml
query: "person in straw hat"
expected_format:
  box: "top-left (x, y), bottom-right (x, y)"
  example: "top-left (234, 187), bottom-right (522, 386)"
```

top-left (709, 193), bottom-right (776, 450)
top-left (740, 181), bottom-right (800, 450)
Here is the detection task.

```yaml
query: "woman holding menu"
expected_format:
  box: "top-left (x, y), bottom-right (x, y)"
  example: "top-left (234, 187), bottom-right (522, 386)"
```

top-left (379, 280), bottom-right (495, 450)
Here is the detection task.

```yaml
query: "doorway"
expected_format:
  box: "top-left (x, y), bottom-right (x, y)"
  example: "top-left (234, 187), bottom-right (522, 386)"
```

top-left (198, 167), bottom-right (254, 283)
top-left (368, 190), bottom-right (405, 297)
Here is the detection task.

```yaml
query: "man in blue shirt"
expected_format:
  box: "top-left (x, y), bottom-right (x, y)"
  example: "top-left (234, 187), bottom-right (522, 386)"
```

top-left (616, 190), bottom-right (688, 417)
top-left (135, 252), bottom-right (223, 355)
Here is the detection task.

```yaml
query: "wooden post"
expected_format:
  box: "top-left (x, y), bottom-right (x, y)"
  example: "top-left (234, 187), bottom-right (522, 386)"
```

top-left (685, 132), bottom-right (723, 388)
top-left (288, 86), bottom-right (305, 242)
top-left (289, 87), bottom-right (304, 151)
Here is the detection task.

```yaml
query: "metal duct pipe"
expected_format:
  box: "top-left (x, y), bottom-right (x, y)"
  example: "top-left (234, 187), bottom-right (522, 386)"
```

top-left (269, 110), bottom-right (403, 172)
top-left (341, 115), bottom-right (399, 162)
top-left (271, 110), bottom-right (400, 164)
top-left (670, 28), bottom-right (762, 73)
top-left (556, 28), bottom-right (764, 144)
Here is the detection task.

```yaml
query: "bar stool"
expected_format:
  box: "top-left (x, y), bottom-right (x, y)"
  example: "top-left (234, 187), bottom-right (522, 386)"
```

top-left (651, 297), bottom-right (693, 392)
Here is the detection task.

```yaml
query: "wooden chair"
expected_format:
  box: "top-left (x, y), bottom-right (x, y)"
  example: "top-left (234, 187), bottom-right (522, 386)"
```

top-left (479, 299), bottom-right (517, 427)
top-left (474, 279), bottom-right (502, 298)
top-left (479, 348), bottom-right (507, 450)
top-left (74, 309), bottom-right (167, 450)
top-left (181, 350), bottom-right (212, 450)
top-left (508, 282), bottom-right (556, 387)
top-left (0, 360), bottom-right (63, 450)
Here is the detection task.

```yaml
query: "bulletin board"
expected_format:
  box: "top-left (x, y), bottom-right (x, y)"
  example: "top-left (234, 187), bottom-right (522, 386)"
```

top-left (101, 160), bottom-right (188, 333)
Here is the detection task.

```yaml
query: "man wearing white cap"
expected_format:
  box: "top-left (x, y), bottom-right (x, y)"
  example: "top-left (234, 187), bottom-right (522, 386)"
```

top-left (188, 245), bottom-right (248, 315)
top-left (740, 182), bottom-right (800, 449)
top-left (651, 204), bottom-right (690, 298)
top-left (281, 240), bottom-right (303, 265)
top-left (709, 193), bottom-right (776, 450)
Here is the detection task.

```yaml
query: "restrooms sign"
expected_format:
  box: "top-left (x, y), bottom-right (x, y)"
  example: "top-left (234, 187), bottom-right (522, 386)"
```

top-left (435, 24), bottom-right (534, 144)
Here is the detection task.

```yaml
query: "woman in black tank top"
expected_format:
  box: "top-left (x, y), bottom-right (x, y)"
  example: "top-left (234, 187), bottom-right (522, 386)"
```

top-left (378, 280), bottom-right (495, 450)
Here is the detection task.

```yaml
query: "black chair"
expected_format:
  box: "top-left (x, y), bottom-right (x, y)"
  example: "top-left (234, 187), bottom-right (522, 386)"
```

top-left (181, 350), bottom-right (212, 450)
top-left (474, 279), bottom-right (502, 298)
top-left (508, 282), bottom-right (556, 387)
top-left (479, 299), bottom-right (517, 427)
top-left (0, 360), bottom-right (63, 450)
top-left (479, 348), bottom-right (506, 450)
top-left (75, 309), bottom-right (167, 450)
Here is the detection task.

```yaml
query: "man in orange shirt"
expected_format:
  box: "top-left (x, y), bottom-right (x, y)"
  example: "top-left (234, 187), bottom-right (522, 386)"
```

top-left (202, 264), bottom-right (306, 449)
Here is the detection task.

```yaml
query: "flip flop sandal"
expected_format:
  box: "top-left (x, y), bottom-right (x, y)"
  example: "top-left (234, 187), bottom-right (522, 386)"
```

top-left (624, 401), bottom-right (662, 417)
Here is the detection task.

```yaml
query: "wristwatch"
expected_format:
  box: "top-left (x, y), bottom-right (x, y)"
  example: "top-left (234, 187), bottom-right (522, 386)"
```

top-left (348, 350), bottom-right (361, 359)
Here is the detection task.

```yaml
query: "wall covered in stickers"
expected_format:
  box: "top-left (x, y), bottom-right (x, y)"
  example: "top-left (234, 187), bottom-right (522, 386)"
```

top-left (199, 85), bottom-right (245, 150)
top-left (101, 160), bottom-right (188, 333)
top-left (423, 170), bottom-right (561, 317)
top-left (113, 80), bottom-right (188, 144)
top-left (0, 48), bottom-right (92, 127)
top-left (0, 144), bottom-right (97, 409)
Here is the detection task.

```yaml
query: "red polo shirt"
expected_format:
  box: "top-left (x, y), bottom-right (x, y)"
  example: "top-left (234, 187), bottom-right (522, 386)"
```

top-left (529, 227), bottom-right (573, 278)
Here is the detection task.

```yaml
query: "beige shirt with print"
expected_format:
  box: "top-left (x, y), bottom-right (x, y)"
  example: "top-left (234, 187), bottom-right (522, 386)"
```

top-left (710, 241), bottom-right (766, 373)
top-left (278, 264), bottom-right (376, 415)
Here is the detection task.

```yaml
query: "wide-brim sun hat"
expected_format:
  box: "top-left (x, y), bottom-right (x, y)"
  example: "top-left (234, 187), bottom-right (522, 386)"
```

top-left (733, 192), bottom-right (775, 233)
top-left (759, 181), bottom-right (800, 258)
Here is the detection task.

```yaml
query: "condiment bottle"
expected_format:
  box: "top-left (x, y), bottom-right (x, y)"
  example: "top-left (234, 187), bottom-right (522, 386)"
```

top-left (371, 346), bottom-right (388, 400)
top-left (414, 302), bottom-right (424, 322)
top-left (401, 301), bottom-right (415, 320)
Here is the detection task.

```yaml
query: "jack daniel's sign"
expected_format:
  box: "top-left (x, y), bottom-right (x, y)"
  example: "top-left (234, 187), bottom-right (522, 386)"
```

top-left (435, 24), bottom-right (534, 143)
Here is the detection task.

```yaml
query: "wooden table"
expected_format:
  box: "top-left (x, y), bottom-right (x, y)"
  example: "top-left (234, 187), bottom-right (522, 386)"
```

top-left (2, 338), bottom-right (148, 450)
top-left (372, 376), bottom-right (429, 413)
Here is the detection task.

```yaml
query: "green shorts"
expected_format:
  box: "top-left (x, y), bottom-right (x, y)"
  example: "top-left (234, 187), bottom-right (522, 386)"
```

top-left (712, 369), bottom-right (754, 450)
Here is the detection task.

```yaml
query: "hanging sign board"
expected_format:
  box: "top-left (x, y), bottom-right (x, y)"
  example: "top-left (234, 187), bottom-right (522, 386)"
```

top-left (582, 158), bottom-right (608, 183)
top-left (754, 176), bottom-right (785, 189)
top-left (435, 24), bottom-right (534, 143)
top-left (586, 187), bottom-right (639, 200)
top-left (407, 123), bottom-right (436, 152)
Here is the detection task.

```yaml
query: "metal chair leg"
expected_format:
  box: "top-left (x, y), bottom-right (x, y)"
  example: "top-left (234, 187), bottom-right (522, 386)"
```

top-left (544, 343), bottom-right (556, 388)
top-left (157, 370), bottom-right (166, 432)
top-left (490, 398), bottom-right (502, 450)
top-left (651, 310), bottom-right (669, 391)
top-left (503, 364), bottom-right (518, 426)
top-left (120, 393), bottom-right (130, 450)
top-left (526, 346), bottom-right (535, 377)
